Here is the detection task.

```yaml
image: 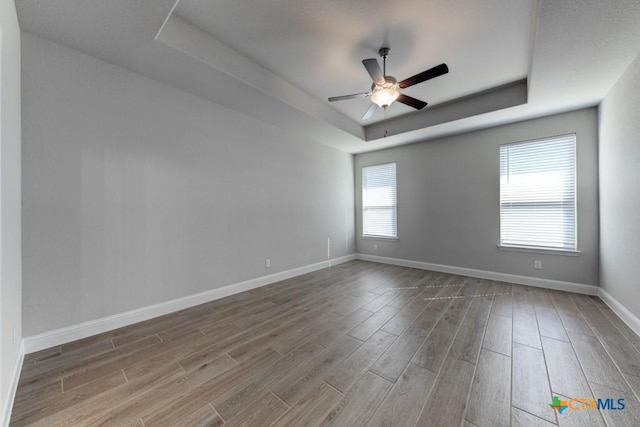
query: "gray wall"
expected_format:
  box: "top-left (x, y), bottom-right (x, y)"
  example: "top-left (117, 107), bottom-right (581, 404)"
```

top-left (1, 0), bottom-right (22, 410)
top-left (599, 53), bottom-right (640, 319)
top-left (355, 108), bottom-right (599, 286)
top-left (21, 33), bottom-right (355, 337)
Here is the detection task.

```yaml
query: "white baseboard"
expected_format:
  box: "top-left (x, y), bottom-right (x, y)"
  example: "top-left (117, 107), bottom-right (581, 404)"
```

top-left (23, 254), bottom-right (356, 354)
top-left (1, 341), bottom-right (24, 427)
top-left (23, 252), bottom-right (620, 355)
top-left (356, 254), bottom-right (599, 295)
top-left (598, 288), bottom-right (640, 338)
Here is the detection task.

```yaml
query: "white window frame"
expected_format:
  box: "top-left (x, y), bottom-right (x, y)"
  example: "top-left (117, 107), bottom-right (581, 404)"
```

top-left (362, 162), bottom-right (398, 239)
top-left (498, 134), bottom-right (578, 254)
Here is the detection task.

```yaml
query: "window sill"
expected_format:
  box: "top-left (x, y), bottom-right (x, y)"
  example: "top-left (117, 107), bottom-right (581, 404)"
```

top-left (497, 245), bottom-right (581, 257)
top-left (362, 235), bottom-right (399, 241)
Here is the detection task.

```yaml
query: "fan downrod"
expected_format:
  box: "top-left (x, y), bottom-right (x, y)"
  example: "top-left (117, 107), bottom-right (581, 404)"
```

top-left (378, 47), bottom-right (390, 75)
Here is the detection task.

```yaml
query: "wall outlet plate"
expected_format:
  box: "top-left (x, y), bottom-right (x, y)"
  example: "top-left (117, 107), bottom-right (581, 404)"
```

top-left (534, 260), bottom-right (542, 269)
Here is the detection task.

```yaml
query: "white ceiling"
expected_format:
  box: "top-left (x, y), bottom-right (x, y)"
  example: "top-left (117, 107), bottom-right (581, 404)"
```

top-left (15, 0), bottom-right (640, 153)
top-left (173, 0), bottom-right (534, 123)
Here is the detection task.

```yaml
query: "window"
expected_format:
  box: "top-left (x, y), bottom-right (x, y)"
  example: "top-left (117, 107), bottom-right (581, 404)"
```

top-left (362, 162), bottom-right (397, 238)
top-left (500, 134), bottom-right (577, 251)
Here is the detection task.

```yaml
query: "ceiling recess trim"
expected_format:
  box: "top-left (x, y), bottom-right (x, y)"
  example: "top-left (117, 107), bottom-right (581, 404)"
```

top-left (365, 80), bottom-right (528, 141)
top-left (156, 13), bottom-right (365, 141)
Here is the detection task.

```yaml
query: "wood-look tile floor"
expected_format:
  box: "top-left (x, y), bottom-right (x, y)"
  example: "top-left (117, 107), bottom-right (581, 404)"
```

top-left (11, 260), bottom-right (640, 426)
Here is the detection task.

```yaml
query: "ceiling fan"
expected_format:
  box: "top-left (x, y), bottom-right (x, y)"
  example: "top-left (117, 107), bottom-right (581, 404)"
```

top-left (328, 47), bottom-right (449, 120)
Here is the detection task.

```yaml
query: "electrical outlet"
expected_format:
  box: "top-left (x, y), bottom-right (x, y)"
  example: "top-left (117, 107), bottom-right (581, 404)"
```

top-left (327, 237), bottom-right (331, 259)
top-left (373, 244), bottom-right (378, 250)
top-left (265, 259), bottom-right (271, 268)
top-left (534, 260), bottom-right (542, 270)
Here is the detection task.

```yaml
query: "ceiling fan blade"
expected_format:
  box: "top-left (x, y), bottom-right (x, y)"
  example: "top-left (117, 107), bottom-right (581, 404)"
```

top-left (399, 63), bottom-right (449, 89)
top-left (397, 94), bottom-right (428, 110)
top-left (362, 58), bottom-right (385, 85)
top-left (328, 92), bottom-right (371, 102)
top-left (362, 103), bottom-right (378, 120)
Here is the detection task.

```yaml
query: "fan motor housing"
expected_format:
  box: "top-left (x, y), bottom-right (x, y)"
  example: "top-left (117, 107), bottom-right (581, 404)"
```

top-left (371, 76), bottom-right (398, 90)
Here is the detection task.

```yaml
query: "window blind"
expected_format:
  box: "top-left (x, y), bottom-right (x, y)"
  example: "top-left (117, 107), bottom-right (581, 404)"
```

top-left (362, 162), bottom-right (397, 238)
top-left (500, 134), bottom-right (576, 250)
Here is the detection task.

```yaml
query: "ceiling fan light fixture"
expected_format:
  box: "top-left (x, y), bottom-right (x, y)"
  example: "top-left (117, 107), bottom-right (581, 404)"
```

top-left (371, 87), bottom-right (399, 108)
top-left (371, 78), bottom-right (400, 108)
top-left (328, 47), bottom-right (447, 119)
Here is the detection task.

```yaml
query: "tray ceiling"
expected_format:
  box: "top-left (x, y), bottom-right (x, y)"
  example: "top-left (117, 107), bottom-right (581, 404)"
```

top-left (15, 0), bottom-right (640, 153)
